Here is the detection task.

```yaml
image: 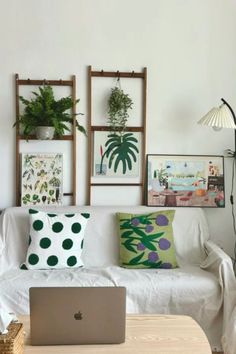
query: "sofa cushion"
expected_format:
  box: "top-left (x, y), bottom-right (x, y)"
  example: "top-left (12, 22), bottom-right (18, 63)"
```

top-left (22, 209), bottom-right (90, 270)
top-left (117, 210), bottom-right (178, 269)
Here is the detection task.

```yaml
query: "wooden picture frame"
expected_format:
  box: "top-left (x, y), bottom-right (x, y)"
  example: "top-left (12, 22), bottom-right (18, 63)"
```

top-left (146, 154), bottom-right (225, 208)
top-left (92, 130), bottom-right (142, 182)
top-left (21, 153), bottom-right (63, 206)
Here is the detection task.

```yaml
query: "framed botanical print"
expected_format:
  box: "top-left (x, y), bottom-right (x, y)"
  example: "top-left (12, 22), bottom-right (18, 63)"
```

top-left (21, 153), bottom-right (63, 206)
top-left (146, 154), bottom-right (225, 208)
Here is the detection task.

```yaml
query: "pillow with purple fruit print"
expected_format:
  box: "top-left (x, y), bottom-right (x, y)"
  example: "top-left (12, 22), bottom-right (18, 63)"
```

top-left (117, 210), bottom-right (178, 269)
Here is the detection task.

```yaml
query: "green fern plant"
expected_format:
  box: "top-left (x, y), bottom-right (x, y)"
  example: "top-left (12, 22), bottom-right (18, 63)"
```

top-left (14, 85), bottom-right (86, 138)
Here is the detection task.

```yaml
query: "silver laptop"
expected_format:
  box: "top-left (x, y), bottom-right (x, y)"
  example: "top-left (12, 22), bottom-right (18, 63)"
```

top-left (29, 287), bottom-right (126, 346)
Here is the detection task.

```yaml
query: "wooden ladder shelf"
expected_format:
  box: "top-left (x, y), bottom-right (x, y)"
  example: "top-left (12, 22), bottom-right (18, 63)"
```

top-left (87, 66), bottom-right (147, 205)
top-left (15, 74), bottom-right (77, 206)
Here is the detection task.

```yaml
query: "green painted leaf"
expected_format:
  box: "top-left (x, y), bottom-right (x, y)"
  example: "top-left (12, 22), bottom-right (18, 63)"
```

top-left (120, 221), bottom-right (132, 229)
top-left (123, 240), bottom-right (137, 254)
top-left (142, 260), bottom-right (162, 268)
top-left (138, 216), bottom-right (151, 224)
top-left (133, 228), bottom-right (146, 237)
top-left (123, 133), bottom-right (135, 137)
top-left (121, 230), bottom-right (134, 238)
top-left (146, 232), bottom-right (164, 241)
top-left (129, 252), bottom-right (145, 265)
top-left (141, 239), bottom-right (157, 251)
top-left (104, 133), bottom-right (139, 175)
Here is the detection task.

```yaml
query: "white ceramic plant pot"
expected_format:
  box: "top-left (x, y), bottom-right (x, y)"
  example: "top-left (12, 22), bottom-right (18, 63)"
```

top-left (152, 179), bottom-right (165, 192)
top-left (36, 126), bottom-right (55, 140)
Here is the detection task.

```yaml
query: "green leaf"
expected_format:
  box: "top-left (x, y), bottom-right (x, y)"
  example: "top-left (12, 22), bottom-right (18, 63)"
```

top-left (104, 133), bottom-right (139, 175)
top-left (141, 260), bottom-right (162, 268)
top-left (141, 239), bottom-right (157, 251)
top-left (120, 221), bottom-right (132, 229)
top-left (121, 230), bottom-right (134, 238)
top-left (137, 215), bottom-right (151, 224)
top-left (133, 228), bottom-right (146, 237)
top-left (147, 232), bottom-right (164, 240)
top-left (123, 240), bottom-right (137, 254)
top-left (128, 252), bottom-right (145, 265)
top-left (119, 218), bottom-right (130, 222)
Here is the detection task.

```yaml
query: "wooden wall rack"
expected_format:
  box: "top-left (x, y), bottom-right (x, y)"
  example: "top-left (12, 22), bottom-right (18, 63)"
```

top-left (15, 74), bottom-right (77, 206)
top-left (87, 66), bottom-right (147, 205)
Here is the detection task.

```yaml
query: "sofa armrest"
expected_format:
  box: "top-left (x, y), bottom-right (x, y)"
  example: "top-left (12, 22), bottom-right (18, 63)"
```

top-left (201, 240), bottom-right (234, 277)
top-left (201, 240), bottom-right (236, 354)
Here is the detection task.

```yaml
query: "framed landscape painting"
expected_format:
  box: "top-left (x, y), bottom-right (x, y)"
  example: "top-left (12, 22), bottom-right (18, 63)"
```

top-left (21, 153), bottom-right (63, 206)
top-left (146, 154), bottom-right (225, 208)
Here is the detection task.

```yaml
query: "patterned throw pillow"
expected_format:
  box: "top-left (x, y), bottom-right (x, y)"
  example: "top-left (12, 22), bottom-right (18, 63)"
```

top-left (21, 209), bottom-right (90, 270)
top-left (117, 210), bottom-right (178, 269)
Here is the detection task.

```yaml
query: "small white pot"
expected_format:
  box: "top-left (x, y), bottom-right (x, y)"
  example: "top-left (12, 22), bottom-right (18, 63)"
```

top-left (36, 126), bottom-right (55, 140)
top-left (152, 179), bottom-right (165, 192)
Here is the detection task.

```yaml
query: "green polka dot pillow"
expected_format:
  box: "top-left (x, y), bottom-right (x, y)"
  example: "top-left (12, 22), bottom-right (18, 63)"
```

top-left (21, 209), bottom-right (90, 270)
top-left (117, 210), bottom-right (178, 269)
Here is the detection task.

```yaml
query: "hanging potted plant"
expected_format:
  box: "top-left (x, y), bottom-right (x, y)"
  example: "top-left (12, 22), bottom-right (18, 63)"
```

top-left (107, 86), bottom-right (133, 133)
top-left (98, 82), bottom-right (139, 175)
top-left (14, 85), bottom-right (86, 140)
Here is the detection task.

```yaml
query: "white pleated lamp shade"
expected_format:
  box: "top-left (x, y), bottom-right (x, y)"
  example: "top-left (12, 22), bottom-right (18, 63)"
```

top-left (198, 104), bottom-right (236, 129)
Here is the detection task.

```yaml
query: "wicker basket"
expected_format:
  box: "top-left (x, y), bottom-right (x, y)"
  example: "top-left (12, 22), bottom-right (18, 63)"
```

top-left (0, 322), bottom-right (24, 354)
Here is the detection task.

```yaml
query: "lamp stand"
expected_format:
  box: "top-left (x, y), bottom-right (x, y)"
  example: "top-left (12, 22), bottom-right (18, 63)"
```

top-left (221, 98), bottom-right (236, 157)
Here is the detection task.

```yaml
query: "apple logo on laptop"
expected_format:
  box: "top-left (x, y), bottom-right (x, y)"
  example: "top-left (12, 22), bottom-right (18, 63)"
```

top-left (74, 311), bottom-right (83, 320)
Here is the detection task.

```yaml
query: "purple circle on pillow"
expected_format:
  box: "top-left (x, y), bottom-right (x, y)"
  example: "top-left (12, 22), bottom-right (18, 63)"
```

top-left (148, 252), bottom-right (159, 262)
top-left (161, 262), bottom-right (172, 269)
top-left (131, 218), bottom-right (140, 226)
top-left (145, 225), bottom-right (154, 233)
top-left (137, 242), bottom-right (146, 251)
top-left (159, 238), bottom-right (171, 250)
top-left (156, 214), bottom-right (169, 226)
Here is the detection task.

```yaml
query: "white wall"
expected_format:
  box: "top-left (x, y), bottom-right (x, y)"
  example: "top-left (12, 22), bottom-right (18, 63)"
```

top-left (0, 0), bottom-right (236, 256)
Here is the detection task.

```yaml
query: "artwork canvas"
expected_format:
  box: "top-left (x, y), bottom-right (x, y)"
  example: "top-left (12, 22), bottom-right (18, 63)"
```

top-left (146, 154), bottom-right (225, 208)
top-left (21, 153), bottom-right (63, 206)
top-left (93, 131), bottom-right (141, 178)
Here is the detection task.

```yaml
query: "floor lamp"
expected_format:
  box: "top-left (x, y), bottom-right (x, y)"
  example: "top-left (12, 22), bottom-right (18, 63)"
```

top-left (198, 98), bottom-right (236, 271)
top-left (198, 98), bottom-right (236, 155)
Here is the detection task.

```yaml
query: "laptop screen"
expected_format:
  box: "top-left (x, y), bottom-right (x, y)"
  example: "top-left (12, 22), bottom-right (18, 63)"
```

top-left (29, 286), bottom-right (126, 345)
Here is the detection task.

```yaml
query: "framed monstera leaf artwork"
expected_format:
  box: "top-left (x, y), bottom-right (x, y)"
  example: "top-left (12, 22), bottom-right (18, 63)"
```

top-left (21, 153), bottom-right (63, 206)
top-left (92, 130), bottom-right (142, 182)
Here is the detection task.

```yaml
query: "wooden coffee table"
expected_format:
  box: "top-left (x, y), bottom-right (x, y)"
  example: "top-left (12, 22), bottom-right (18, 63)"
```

top-left (20, 314), bottom-right (211, 354)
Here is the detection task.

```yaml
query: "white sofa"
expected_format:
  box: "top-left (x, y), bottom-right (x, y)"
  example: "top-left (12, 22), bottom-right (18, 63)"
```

top-left (0, 205), bottom-right (236, 353)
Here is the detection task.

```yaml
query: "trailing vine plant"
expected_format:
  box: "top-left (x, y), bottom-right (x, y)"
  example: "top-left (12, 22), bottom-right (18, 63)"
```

top-left (99, 78), bottom-right (139, 175)
top-left (107, 85), bottom-right (133, 133)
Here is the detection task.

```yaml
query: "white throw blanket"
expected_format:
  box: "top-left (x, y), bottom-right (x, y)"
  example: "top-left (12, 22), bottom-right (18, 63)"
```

top-left (201, 240), bottom-right (236, 354)
top-left (0, 206), bottom-right (236, 352)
